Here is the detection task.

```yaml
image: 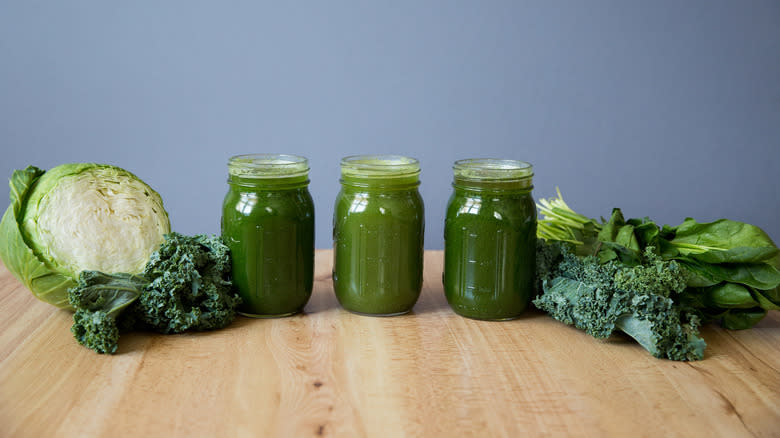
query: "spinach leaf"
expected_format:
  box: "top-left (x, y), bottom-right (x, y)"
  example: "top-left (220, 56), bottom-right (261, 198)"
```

top-left (597, 210), bottom-right (641, 251)
top-left (595, 209), bottom-right (642, 264)
top-left (676, 258), bottom-right (780, 290)
top-left (670, 218), bottom-right (779, 264)
top-left (702, 283), bottom-right (759, 309)
top-left (627, 217), bottom-right (661, 250)
top-left (751, 287), bottom-right (780, 311)
top-left (721, 308), bottom-right (767, 330)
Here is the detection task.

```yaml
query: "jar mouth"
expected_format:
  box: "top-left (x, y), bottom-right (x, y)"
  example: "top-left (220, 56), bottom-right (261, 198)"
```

top-left (453, 158), bottom-right (533, 181)
top-left (228, 154), bottom-right (309, 178)
top-left (453, 158), bottom-right (533, 191)
top-left (340, 155), bottom-right (420, 179)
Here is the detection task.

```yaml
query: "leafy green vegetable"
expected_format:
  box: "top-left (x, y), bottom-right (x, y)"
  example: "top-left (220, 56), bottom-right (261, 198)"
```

top-left (535, 189), bottom-right (780, 330)
top-left (69, 272), bottom-right (146, 354)
top-left (535, 238), bottom-right (564, 294)
top-left (752, 287), bottom-right (780, 311)
top-left (537, 189), bottom-right (601, 255)
top-left (597, 209), bottom-right (642, 261)
top-left (534, 246), bottom-right (705, 361)
top-left (0, 164), bottom-right (170, 308)
top-left (0, 166), bottom-right (74, 307)
top-left (133, 233), bottom-right (239, 334)
top-left (701, 283), bottom-right (759, 309)
top-left (675, 258), bottom-right (780, 290)
top-left (68, 233), bottom-right (241, 354)
top-left (667, 218), bottom-right (779, 264)
top-left (721, 308), bottom-right (767, 330)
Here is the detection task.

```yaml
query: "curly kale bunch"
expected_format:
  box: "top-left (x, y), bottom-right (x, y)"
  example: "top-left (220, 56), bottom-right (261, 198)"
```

top-left (534, 244), bottom-right (706, 361)
top-left (68, 233), bottom-right (241, 354)
top-left (135, 234), bottom-right (239, 333)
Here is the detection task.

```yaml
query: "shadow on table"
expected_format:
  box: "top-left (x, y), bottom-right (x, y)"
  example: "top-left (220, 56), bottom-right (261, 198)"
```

top-left (113, 316), bottom-right (257, 355)
top-left (302, 272), bottom-right (455, 315)
top-left (411, 290), bottom-right (450, 315)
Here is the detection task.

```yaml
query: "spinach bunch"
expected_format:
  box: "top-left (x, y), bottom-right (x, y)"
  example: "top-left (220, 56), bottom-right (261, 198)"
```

top-left (537, 189), bottom-right (780, 329)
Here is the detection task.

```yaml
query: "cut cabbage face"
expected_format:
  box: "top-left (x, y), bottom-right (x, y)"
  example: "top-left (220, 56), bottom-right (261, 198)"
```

top-left (0, 163), bottom-right (170, 308)
top-left (24, 165), bottom-right (169, 275)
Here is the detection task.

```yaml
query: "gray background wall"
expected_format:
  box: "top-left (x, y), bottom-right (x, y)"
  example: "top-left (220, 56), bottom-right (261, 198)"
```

top-left (1, 1), bottom-right (778, 249)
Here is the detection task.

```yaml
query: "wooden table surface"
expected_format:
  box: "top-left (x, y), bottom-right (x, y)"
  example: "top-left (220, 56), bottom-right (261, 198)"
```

top-left (0, 250), bottom-right (778, 437)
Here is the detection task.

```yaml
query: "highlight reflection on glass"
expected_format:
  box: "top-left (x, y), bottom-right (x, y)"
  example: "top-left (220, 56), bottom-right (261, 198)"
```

top-left (349, 193), bottom-right (369, 214)
top-left (237, 192), bottom-right (257, 216)
top-left (458, 198), bottom-right (481, 215)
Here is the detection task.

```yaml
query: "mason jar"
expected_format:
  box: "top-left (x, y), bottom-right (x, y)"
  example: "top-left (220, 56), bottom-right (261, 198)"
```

top-left (443, 159), bottom-right (536, 320)
top-left (221, 154), bottom-right (315, 317)
top-left (332, 155), bottom-right (425, 316)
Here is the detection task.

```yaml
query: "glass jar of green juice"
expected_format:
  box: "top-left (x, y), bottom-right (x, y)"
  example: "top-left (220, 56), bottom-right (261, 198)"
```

top-left (333, 155), bottom-right (425, 316)
top-left (443, 159), bottom-right (536, 320)
top-left (221, 154), bottom-right (315, 317)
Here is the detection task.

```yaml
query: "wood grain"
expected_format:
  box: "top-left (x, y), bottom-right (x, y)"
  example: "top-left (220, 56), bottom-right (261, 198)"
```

top-left (0, 251), bottom-right (778, 438)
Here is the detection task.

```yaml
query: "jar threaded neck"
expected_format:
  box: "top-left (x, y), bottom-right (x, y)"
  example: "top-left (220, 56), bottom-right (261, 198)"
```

top-left (228, 154), bottom-right (309, 179)
top-left (453, 159), bottom-right (533, 191)
top-left (340, 155), bottom-right (420, 188)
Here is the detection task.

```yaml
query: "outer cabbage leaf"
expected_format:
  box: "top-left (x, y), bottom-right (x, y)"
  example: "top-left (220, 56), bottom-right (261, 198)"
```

top-left (0, 167), bottom-right (75, 308)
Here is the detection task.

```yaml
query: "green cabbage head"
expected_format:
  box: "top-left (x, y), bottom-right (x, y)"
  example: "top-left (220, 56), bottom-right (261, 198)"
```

top-left (0, 164), bottom-right (170, 309)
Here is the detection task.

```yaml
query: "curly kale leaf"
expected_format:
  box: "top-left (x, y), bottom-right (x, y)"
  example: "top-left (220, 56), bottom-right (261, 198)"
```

top-left (71, 310), bottom-right (121, 354)
top-left (612, 249), bottom-right (688, 298)
top-left (535, 238), bottom-right (565, 295)
top-left (133, 233), bottom-right (241, 334)
top-left (68, 271), bottom-right (146, 354)
top-left (68, 233), bottom-right (241, 354)
top-left (533, 247), bottom-right (706, 361)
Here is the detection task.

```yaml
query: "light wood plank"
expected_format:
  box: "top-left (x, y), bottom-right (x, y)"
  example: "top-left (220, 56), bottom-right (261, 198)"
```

top-left (0, 251), bottom-right (778, 437)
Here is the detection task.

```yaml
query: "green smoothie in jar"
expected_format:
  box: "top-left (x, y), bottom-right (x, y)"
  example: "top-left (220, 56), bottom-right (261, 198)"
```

top-left (333, 155), bottom-right (425, 316)
top-left (443, 159), bottom-right (536, 320)
top-left (221, 154), bottom-right (315, 317)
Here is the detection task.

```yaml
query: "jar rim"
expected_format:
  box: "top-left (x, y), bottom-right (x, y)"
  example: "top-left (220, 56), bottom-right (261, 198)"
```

top-left (453, 158), bottom-right (533, 181)
top-left (228, 154), bottom-right (309, 178)
top-left (340, 154), bottom-right (420, 179)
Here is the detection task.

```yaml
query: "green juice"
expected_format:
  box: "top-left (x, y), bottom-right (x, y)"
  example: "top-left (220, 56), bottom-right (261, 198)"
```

top-left (443, 159), bottom-right (536, 320)
top-left (221, 154), bottom-right (314, 317)
top-left (332, 155), bottom-right (425, 316)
